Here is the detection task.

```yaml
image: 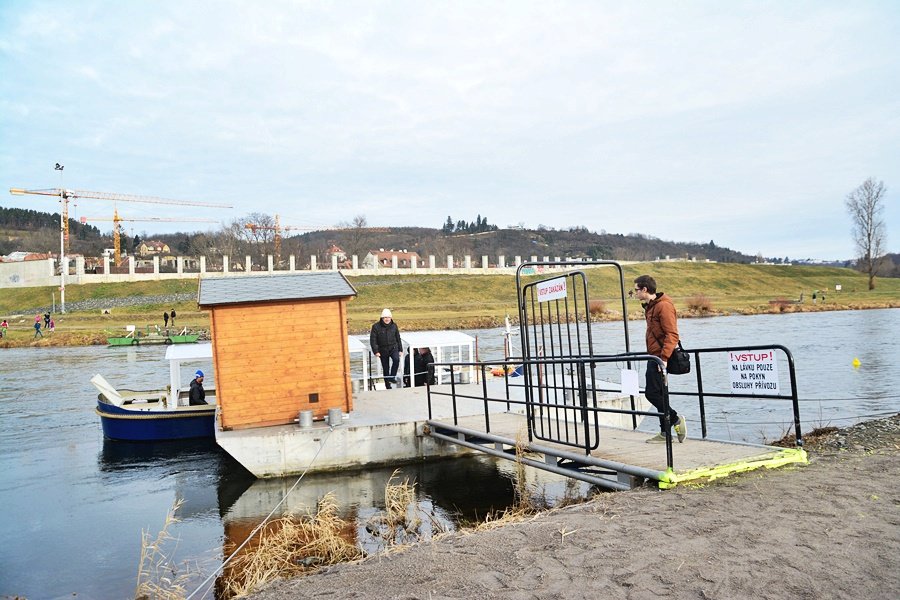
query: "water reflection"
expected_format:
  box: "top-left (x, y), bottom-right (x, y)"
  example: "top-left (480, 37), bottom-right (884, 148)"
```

top-left (220, 455), bottom-right (585, 557)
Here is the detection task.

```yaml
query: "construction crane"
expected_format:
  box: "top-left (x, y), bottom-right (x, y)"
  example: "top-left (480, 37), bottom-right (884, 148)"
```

top-left (80, 209), bottom-right (219, 266)
top-left (244, 214), bottom-right (324, 265)
top-left (9, 186), bottom-right (232, 313)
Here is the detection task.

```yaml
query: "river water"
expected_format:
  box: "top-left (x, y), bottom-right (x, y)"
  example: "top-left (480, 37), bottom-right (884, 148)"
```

top-left (1, 309), bottom-right (898, 598)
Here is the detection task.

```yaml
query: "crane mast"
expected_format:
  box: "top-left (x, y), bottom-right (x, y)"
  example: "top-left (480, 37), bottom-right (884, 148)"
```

top-left (10, 186), bottom-right (232, 313)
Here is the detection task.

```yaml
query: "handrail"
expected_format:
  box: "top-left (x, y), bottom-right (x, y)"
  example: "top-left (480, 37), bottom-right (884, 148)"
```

top-left (427, 352), bottom-right (677, 470)
top-left (426, 342), bottom-right (804, 474)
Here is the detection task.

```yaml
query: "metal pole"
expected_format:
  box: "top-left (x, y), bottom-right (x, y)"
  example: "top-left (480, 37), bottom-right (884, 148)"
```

top-left (59, 195), bottom-right (66, 314)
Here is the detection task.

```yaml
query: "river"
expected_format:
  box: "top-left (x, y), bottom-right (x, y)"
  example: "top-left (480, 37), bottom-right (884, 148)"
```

top-left (1, 309), bottom-right (898, 598)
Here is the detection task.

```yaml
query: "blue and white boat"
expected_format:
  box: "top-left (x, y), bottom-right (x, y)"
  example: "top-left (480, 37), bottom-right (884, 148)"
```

top-left (91, 344), bottom-right (216, 441)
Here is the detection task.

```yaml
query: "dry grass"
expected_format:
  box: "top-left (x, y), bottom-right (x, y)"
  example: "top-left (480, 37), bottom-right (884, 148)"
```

top-left (135, 499), bottom-right (190, 600)
top-left (364, 469), bottom-right (449, 546)
top-left (685, 293), bottom-right (713, 313)
top-left (218, 493), bottom-right (363, 599)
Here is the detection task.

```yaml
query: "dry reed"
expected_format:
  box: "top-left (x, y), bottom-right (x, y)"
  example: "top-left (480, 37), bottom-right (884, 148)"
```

top-left (217, 493), bottom-right (363, 599)
top-left (363, 470), bottom-right (446, 546)
top-left (685, 293), bottom-right (713, 313)
top-left (588, 300), bottom-right (606, 316)
top-left (135, 499), bottom-right (190, 600)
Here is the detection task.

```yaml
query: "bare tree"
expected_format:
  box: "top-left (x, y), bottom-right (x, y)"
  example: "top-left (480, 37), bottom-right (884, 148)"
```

top-left (337, 214), bottom-right (370, 259)
top-left (845, 178), bottom-right (888, 290)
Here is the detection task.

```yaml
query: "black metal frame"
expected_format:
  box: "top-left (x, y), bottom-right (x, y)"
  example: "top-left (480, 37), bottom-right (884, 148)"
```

top-left (514, 261), bottom-right (639, 450)
top-left (424, 260), bottom-right (803, 482)
top-left (427, 352), bottom-right (675, 468)
top-left (669, 343), bottom-right (803, 446)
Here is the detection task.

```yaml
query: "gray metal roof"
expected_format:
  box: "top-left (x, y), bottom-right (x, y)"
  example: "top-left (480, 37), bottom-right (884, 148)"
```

top-left (198, 272), bottom-right (357, 307)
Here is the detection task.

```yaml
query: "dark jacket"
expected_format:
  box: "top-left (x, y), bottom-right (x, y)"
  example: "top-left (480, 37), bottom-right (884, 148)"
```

top-left (642, 293), bottom-right (679, 361)
top-left (413, 349), bottom-right (436, 386)
top-left (369, 319), bottom-right (402, 355)
top-left (189, 378), bottom-right (207, 405)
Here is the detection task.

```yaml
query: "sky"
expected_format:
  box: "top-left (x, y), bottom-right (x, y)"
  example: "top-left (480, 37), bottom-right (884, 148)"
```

top-left (1, 1), bottom-right (897, 261)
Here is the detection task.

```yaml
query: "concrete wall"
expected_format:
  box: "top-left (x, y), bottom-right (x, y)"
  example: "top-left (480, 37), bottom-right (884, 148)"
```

top-left (0, 254), bottom-right (621, 289)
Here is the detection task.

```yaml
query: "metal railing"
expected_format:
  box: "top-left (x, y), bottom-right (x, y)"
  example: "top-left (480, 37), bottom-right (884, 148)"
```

top-left (669, 343), bottom-right (803, 446)
top-left (426, 343), bottom-right (803, 473)
top-left (427, 353), bottom-right (677, 469)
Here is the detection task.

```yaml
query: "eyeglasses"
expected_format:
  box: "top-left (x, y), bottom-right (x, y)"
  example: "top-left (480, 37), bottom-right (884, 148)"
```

top-left (633, 287), bottom-right (642, 292)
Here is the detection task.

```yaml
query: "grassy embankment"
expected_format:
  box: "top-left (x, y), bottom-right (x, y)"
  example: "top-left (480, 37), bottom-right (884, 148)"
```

top-left (1, 262), bottom-right (898, 348)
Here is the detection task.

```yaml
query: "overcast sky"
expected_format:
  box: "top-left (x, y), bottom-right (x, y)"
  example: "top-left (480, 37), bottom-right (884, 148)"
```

top-left (1, 1), bottom-right (897, 260)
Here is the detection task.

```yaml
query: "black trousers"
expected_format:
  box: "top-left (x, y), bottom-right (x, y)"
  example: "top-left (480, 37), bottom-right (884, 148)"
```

top-left (645, 361), bottom-right (679, 432)
top-left (379, 348), bottom-right (400, 388)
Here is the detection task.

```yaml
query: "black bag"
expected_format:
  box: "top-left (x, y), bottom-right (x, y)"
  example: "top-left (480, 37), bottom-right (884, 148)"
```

top-left (666, 341), bottom-right (691, 375)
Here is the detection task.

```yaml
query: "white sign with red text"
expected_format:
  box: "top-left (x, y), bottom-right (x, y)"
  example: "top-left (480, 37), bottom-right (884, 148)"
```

top-left (729, 349), bottom-right (780, 395)
top-left (536, 277), bottom-right (567, 303)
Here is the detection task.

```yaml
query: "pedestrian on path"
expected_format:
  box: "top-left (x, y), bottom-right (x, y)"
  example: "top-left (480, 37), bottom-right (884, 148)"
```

top-left (633, 274), bottom-right (687, 444)
top-left (33, 320), bottom-right (42, 338)
top-left (164, 311), bottom-right (169, 327)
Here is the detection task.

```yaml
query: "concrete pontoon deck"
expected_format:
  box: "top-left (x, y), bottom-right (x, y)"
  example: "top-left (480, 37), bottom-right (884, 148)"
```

top-left (215, 378), bottom-right (805, 488)
top-left (427, 412), bottom-right (807, 490)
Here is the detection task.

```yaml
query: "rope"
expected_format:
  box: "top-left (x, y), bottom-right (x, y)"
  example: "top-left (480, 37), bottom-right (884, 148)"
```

top-left (686, 410), bottom-right (898, 426)
top-left (94, 407), bottom-right (214, 420)
top-left (184, 426), bottom-right (334, 600)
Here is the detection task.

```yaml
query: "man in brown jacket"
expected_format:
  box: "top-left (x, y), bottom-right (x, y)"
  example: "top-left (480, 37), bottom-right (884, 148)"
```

top-left (634, 275), bottom-right (687, 444)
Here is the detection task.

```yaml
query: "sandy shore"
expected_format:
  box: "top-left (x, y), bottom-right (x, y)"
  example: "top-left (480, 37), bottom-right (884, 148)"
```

top-left (250, 416), bottom-right (900, 600)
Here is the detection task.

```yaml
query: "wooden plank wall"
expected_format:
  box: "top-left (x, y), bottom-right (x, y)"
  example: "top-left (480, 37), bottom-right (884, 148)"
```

top-left (209, 298), bottom-right (353, 429)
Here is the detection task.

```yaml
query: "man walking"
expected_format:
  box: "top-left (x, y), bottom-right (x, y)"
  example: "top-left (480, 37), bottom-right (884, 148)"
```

top-left (370, 308), bottom-right (403, 389)
top-left (633, 275), bottom-right (687, 444)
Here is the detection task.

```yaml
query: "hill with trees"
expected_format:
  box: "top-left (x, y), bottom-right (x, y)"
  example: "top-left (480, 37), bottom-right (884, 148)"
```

top-left (4, 207), bottom-right (895, 277)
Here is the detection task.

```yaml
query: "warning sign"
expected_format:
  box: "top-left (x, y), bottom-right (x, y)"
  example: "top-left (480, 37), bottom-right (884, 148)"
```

top-left (536, 277), bottom-right (567, 303)
top-left (728, 350), bottom-right (780, 395)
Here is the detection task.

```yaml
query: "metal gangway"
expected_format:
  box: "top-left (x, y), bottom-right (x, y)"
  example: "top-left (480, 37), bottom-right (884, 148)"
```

top-left (425, 261), bottom-right (807, 490)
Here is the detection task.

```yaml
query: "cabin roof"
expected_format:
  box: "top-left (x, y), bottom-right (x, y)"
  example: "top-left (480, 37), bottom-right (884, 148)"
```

top-left (198, 272), bottom-right (357, 307)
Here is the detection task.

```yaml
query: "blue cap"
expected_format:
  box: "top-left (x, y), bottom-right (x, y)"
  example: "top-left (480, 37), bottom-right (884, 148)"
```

top-left (194, 370), bottom-right (204, 378)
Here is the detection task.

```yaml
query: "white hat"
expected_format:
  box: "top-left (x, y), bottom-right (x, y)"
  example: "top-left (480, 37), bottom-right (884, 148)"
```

top-left (381, 308), bottom-right (393, 319)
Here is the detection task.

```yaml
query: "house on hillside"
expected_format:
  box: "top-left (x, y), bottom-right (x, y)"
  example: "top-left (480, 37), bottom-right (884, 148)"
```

top-left (363, 248), bottom-right (423, 269)
top-left (325, 244), bottom-right (347, 262)
top-left (2, 251), bottom-right (53, 262)
top-left (138, 241), bottom-right (171, 256)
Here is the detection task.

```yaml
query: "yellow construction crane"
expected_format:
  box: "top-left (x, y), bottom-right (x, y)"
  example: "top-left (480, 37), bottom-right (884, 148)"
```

top-left (9, 186), bottom-right (232, 313)
top-left (80, 210), bottom-right (219, 266)
top-left (245, 214), bottom-right (322, 265)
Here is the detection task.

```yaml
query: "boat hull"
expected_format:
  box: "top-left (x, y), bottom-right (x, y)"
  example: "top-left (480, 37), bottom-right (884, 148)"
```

top-left (107, 334), bottom-right (200, 347)
top-left (96, 401), bottom-right (216, 441)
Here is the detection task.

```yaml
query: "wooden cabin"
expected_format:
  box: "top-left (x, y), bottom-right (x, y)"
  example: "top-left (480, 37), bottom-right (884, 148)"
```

top-left (198, 272), bottom-right (357, 430)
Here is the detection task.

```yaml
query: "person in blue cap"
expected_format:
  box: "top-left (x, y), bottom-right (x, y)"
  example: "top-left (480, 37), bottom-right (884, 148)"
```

top-left (189, 370), bottom-right (207, 405)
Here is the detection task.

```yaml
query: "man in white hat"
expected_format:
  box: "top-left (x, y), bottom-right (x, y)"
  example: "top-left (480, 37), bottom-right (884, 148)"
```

top-left (369, 308), bottom-right (403, 389)
top-left (189, 370), bottom-right (207, 405)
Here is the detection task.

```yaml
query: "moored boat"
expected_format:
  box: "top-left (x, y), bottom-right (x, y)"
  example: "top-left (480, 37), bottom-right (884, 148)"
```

top-left (107, 324), bottom-right (201, 347)
top-left (91, 344), bottom-right (216, 441)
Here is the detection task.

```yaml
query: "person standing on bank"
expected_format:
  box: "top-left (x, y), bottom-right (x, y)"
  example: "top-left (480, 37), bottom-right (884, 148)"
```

top-left (163, 311), bottom-right (169, 328)
top-left (633, 275), bottom-right (687, 444)
top-left (370, 308), bottom-right (403, 389)
top-left (189, 370), bottom-right (207, 405)
top-left (169, 309), bottom-right (177, 328)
